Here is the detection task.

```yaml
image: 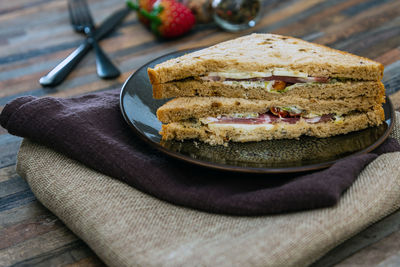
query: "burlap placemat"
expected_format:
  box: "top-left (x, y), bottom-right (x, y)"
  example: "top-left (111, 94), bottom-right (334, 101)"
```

top-left (17, 112), bottom-right (400, 267)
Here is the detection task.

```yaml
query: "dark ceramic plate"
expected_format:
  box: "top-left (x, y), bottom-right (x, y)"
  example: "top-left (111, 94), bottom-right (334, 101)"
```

top-left (120, 49), bottom-right (395, 173)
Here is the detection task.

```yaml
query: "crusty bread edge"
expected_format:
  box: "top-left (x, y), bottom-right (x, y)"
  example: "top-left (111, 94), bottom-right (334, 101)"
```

top-left (148, 68), bottom-right (160, 85)
top-left (152, 83), bottom-right (164, 99)
top-left (298, 37), bottom-right (384, 80)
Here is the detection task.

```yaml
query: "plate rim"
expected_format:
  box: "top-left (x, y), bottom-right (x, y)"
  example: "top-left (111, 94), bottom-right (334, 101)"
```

top-left (120, 50), bottom-right (396, 174)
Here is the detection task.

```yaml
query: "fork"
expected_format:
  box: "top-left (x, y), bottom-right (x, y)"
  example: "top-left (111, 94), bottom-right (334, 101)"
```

top-left (68, 0), bottom-right (120, 78)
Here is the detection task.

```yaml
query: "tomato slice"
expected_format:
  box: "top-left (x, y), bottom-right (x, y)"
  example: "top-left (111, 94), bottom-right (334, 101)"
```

top-left (270, 107), bottom-right (302, 118)
top-left (270, 107), bottom-right (289, 117)
top-left (272, 80), bottom-right (287, 91)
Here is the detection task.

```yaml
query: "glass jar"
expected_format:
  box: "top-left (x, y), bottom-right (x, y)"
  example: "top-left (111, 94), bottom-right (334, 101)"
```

top-left (212, 0), bottom-right (263, 32)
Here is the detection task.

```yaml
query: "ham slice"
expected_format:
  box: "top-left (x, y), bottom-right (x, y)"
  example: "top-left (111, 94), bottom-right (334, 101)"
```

top-left (280, 116), bottom-right (301, 124)
top-left (210, 113), bottom-right (333, 125)
top-left (213, 113), bottom-right (279, 124)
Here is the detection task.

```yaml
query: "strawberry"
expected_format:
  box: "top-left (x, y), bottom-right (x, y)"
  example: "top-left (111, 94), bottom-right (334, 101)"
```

top-left (127, 0), bottom-right (195, 38)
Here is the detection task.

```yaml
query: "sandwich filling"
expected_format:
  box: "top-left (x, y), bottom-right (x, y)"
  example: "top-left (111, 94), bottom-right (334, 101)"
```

top-left (200, 70), bottom-right (332, 93)
top-left (200, 107), bottom-right (343, 127)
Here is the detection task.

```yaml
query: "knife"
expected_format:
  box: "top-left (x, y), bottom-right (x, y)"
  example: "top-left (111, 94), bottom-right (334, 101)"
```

top-left (39, 7), bottom-right (130, 87)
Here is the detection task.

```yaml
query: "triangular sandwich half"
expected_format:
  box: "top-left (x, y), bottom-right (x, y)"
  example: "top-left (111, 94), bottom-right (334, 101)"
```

top-left (157, 97), bottom-right (384, 145)
top-left (148, 33), bottom-right (384, 102)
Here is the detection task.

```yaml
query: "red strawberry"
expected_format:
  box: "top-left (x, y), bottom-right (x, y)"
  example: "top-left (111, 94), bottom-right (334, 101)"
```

top-left (127, 0), bottom-right (195, 38)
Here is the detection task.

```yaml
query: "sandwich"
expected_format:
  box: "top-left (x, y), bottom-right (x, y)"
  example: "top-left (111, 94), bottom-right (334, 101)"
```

top-left (148, 33), bottom-right (385, 145)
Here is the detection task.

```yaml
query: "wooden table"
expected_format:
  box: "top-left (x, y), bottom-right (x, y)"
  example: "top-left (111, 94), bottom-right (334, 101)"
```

top-left (1, 0), bottom-right (400, 266)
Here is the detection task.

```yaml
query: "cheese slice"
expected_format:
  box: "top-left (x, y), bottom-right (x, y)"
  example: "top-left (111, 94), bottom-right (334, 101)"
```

top-left (272, 68), bottom-right (308, 78)
top-left (208, 123), bottom-right (275, 131)
top-left (208, 71), bottom-right (272, 79)
top-left (222, 81), bottom-right (267, 88)
top-left (207, 69), bottom-right (309, 79)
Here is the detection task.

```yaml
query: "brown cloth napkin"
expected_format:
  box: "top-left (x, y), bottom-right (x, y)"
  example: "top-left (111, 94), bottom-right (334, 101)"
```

top-left (16, 112), bottom-right (400, 266)
top-left (1, 89), bottom-right (400, 215)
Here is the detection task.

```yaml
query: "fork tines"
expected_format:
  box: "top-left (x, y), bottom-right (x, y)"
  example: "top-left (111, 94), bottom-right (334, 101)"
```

top-left (68, 0), bottom-right (95, 30)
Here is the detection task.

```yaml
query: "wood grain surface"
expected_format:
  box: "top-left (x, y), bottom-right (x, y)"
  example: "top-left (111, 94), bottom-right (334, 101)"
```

top-left (1, 0), bottom-right (400, 266)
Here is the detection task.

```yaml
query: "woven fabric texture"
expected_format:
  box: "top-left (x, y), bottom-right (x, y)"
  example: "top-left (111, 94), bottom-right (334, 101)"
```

top-left (16, 112), bottom-right (400, 267)
top-left (4, 90), bottom-right (399, 215)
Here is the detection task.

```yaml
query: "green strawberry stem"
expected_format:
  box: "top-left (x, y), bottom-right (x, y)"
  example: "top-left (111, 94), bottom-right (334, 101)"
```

top-left (126, 0), bottom-right (163, 25)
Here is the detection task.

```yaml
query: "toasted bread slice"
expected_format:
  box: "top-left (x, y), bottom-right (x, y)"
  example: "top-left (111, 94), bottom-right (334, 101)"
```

top-left (156, 96), bottom-right (385, 123)
top-left (160, 107), bottom-right (384, 145)
top-left (153, 80), bottom-right (385, 100)
top-left (148, 33), bottom-right (383, 84)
